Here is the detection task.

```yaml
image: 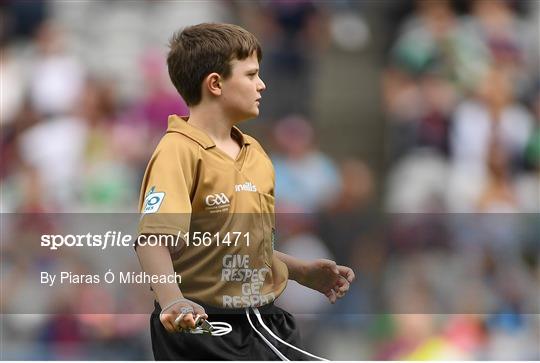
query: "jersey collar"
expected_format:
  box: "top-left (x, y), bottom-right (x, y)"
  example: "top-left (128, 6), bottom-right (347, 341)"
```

top-left (167, 115), bottom-right (251, 149)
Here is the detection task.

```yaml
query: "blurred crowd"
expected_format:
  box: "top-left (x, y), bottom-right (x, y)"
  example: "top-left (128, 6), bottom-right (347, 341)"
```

top-left (383, 0), bottom-right (539, 214)
top-left (1, 0), bottom-right (538, 360)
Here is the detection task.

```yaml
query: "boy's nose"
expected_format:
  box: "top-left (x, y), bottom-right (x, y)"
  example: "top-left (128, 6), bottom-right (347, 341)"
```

top-left (258, 78), bottom-right (266, 91)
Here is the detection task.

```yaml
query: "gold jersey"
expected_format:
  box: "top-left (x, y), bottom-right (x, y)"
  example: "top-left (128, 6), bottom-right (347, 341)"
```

top-left (138, 115), bottom-right (288, 308)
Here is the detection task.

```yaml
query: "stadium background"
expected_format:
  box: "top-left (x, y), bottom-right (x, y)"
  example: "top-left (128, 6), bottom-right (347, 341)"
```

top-left (1, 0), bottom-right (539, 360)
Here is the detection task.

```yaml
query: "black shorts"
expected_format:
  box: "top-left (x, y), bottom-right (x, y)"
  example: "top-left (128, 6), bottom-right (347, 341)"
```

top-left (150, 301), bottom-right (311, 360)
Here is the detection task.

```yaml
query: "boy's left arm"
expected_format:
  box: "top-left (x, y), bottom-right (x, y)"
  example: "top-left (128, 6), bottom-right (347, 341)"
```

top-left (274, 251), bottom-right (355, 303)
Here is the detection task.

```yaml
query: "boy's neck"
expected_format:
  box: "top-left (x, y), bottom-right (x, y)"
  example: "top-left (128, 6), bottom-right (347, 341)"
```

top-left (186, 105), bottom-right (235, 143)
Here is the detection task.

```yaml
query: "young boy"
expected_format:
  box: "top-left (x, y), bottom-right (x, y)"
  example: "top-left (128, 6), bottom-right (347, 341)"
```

top-left (136, 23), bottom-right (354, 360)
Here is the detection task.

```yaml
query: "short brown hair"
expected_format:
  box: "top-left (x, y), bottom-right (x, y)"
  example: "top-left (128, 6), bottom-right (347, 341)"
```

top-left (167, 23), bottom-right (262, 106)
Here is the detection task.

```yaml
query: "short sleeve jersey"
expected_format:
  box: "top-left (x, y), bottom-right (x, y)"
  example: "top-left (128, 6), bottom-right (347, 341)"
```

top-left (138, 115), bottom-right (288, 308)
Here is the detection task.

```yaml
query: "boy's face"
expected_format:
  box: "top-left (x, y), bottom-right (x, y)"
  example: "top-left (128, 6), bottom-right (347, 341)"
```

top-left (220, 52), bottom-right (266, 122)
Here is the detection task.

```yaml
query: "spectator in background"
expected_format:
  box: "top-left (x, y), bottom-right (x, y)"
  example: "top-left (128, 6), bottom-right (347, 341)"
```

top-left (374, 314), bottom-right (439, 360)
top-left (448, 65), bottom-right (533, 212)
top-left (515, 80), bottom-right (540, 212)
top-left (77, 78), bottom-right (140, 211)
top-left (390, 0), bottom-right (461, 78)
top-left (461, 0), bottom-right (538, 100)
top-left (451, 65), bottom-right (532, 170)
top-left (0, 42), bottom-right (26, 127)
top-left (115, 48), bottom-right (191, 202)
top-left (383, 0), bottom-right (462, 161)
top-left (15, 21), bottom-right (88, 210)
top-left (28, 21), bottom-right (85, 117)
top-left (318, 158), bottom-right (377, 265)
top-left (385, 149), bottom-right (449, 213)
top-left (476, 138), bottom-right (519, 213)
top-left (0, 99), bottom-right (40, 212)
top-left (271, 114), bottom-right (341, 213)
top-left (122, 49), bottom-right (189, 141)
top-left (241, 0), bottom-right (328, 120)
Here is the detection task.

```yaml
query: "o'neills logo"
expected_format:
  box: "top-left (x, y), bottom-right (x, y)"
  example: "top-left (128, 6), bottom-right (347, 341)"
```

top-left (235, 182), bottom-right (257, 192)
top-left (205, 193), bottom-right (230, 212)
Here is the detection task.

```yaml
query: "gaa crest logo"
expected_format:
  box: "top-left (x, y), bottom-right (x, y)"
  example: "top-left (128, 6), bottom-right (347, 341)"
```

top-left (205, 193), bottom-right (230, 207)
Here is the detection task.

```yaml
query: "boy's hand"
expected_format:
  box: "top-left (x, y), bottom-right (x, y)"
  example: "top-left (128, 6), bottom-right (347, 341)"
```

top-left (298, 259), bottom-right (355, 304)
top-left (159, 297), bottom-right (208, 333)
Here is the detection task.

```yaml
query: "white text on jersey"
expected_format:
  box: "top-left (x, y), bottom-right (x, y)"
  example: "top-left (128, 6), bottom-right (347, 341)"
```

top-left (234, 182), bottom-right (257, 192)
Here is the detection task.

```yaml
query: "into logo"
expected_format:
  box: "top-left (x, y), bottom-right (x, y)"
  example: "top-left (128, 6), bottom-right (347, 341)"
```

top-left (205, 193), bottom-right (230, 207)
top-left (143, 187), bottom-right (165, 214)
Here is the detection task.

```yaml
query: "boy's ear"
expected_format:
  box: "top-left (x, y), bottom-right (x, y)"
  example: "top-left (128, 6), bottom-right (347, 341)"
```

top-left (206, 73), bottom-right (222, 97)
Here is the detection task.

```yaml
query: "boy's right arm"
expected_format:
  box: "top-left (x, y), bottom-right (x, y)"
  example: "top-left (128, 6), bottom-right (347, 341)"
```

top-left (136, 239), bottom-right (207, 332)
top-left (138, 135), bottom-right (200, 332)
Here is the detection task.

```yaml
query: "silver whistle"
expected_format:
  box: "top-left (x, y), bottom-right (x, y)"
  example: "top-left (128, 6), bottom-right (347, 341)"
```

top-left (194, 315), bottom-right (214, 334)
